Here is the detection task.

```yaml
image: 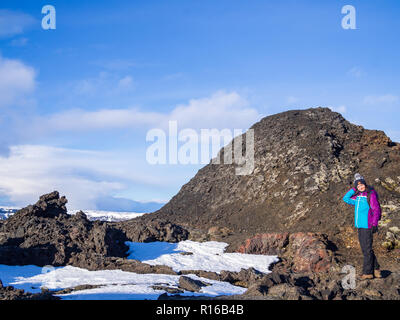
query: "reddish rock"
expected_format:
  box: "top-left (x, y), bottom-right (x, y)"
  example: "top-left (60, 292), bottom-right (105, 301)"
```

top-left (289, 233), bottom-right (333, 273)
top-left (238, 232), bottom-right (334, 273)
top-left (238, 233), bottom-right (289, 255)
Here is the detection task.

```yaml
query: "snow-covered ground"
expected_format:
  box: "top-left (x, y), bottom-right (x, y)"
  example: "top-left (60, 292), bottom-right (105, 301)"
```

top-left (126, 240), bottom-right (278, 274)
top-left (0, 265), bottom-right (246, 300)
top-left (0, 241), bottom-right (278, 300)
top-left (0, 207), bottom-right (147, 222)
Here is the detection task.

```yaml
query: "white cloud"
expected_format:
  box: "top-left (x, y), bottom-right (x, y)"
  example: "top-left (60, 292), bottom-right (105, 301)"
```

top-left (91, 59), bottom-right (151, 71)
top-left (118, 75), bottom-right (134, 89)
top-left (0, 145), bottom-right (173, 209)
top-left (73, 72), bottom-right (135, 97)
top-left (0, 90), bottom-right (261, 208)
top-left (35, 90), bottom-right (261, 133)
top-left (37, 108), bottom-right (164, 132)
top-left (347, 66), bottom-right (365, 78)
top-left (363, 94), bottom-right (399, 105)
top-left (0, 10), bottom-right (36, 38)
top-left (9, 37), bottom-right (29, 47)
top-left (329, 105), bottom-right (347, 114)
top-left (168, 90), bottom-right (260, 130)
top-left (0, 55), bottom-right (36, 108)
top-left (162, 72), bottom-right (185, 81)
top-left (286, 96), bottom-right (299, 104)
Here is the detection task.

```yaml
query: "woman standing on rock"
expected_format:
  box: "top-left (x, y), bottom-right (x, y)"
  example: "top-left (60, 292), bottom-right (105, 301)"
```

top-left (343, 173), bottom-right (382, 280)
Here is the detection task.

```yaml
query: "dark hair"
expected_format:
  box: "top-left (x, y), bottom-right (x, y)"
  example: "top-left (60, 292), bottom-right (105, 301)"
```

top-left (354, 179), bottom-right (366, 188)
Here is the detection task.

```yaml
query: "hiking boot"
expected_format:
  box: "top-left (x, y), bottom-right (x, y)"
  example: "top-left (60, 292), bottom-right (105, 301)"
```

top-left (374, 270), bottom-right (382, 278)
top-left (360, 274), bottom-right (373, 280)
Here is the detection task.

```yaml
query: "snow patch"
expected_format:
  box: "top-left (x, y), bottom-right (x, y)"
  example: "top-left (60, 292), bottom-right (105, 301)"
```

top-left (126, 240), bottom-right (279, 274)
top-left (0, 240), bottom-right (278, 300)
top-left (0, 207), bottom-right (147, 222)
top-left (0, 265), bottom-right (245, 300)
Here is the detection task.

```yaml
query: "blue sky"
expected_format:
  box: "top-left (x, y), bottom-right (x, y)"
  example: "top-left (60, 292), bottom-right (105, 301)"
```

top-left (0, 0), bottom-right (399, 209)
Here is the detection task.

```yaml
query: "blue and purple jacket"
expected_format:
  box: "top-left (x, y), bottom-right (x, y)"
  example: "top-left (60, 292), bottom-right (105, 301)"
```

top-left (343, 187), bottom-right (381, 229)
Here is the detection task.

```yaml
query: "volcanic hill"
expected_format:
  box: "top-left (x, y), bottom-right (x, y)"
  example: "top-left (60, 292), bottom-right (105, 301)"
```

top-left (129, 107), bottom-right (400, 248)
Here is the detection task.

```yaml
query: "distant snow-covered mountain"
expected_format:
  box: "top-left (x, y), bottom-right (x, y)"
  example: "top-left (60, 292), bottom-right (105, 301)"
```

top-left (69, 210), bottom-right (148, 222)
top-left (0, 196), bottom-right (163, 222)
top-left (0, 208), bottom-right (19, 220)
top-left (95, 196), bottom-right (164, 213)
top-left (0, 207), bottom-right (148, 222)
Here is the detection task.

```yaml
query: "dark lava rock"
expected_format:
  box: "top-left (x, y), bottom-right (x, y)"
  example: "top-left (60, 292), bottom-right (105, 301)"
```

top-left (53, 284), bottom-right (102, 295)
top-left (238, 268), bottom-right (400, 300)
top-left (114, 217), bottom-right (189, 243)
top-left (0, 284), bottom-right (59, 300)
top-left (157, 292), bottom-right (215, 300)
top-left (219, 267), bottom-right (265, 287)
top-left (180, 269), bottom-right (220, 280)
top-left (178, 276), bottom-right (210, 292)
top-left (0, 191), bottom-right (128, 267)
top-left (104, 258), bottom-right (177, 275)
top-left (151, 285), bottom-right (184, 294)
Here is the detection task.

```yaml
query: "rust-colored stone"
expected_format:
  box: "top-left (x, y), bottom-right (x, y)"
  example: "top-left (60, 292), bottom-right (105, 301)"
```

top-left (238, 232), bottom-right (333, 273)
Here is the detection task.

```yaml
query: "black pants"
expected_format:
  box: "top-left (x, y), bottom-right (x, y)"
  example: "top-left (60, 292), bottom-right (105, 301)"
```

top-left (358, 228), bottom-right (380, 275)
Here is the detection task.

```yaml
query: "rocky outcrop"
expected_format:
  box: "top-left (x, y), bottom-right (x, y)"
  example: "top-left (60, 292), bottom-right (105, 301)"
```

top-left (0, 191), bottom-right (190, 281)
top-left (238, 232), bottom-right (336, 273)
top-left (0, 191), bottom-right (128, 267)
top-left (0, 285), bottom-right (59, 300)
top-left (114, 218), bottom-right (188, 243)
top-left (179, 267), bottom-right (266, 289)
top-left (159, 267), bottom-right (400, 300)
top-left (242, 269), bottom-right (400, 300)
top-left (80, 256), bottom-right (178, 274)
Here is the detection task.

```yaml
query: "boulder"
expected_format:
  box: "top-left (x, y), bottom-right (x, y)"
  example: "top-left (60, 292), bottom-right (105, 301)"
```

top-left (237, 232), bottom-right (335, 273)
top-left (115, 218), bottom-right (189, 243)
top-left (219, 267), bottom-right (265, 287)
top-left (178, 276), bottom-right (210, 292)
top-left (238, 233), bottom-right (289, 255)
top-left (266, 283), bottom-right (301, 300)
top-left (243, 283), bottom-right (269, 297)
top-left (289, 232), bottom-right (334, 273)
top-left (151, 285), bottom-right (184, 294)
